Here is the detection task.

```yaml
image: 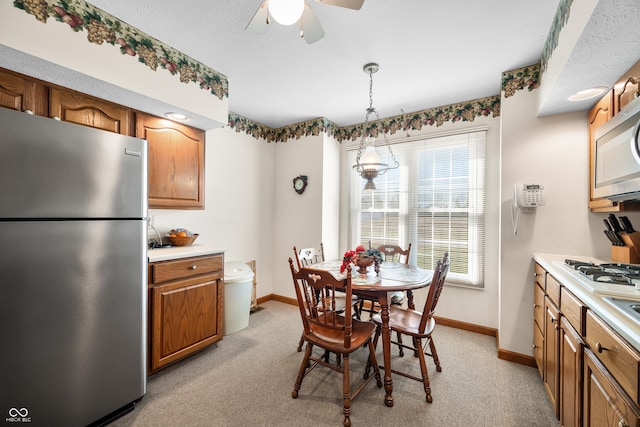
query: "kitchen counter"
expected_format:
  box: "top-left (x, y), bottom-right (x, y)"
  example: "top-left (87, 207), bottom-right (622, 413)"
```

top-left (148, 244), bottom-right (226, 262)
top-left (533, 253), bottom-right (640, 351)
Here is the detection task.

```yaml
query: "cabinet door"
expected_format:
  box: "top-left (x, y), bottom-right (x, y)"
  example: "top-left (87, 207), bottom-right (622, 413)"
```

top-left (560, 317), bottom-right (584, 427)
top-left (533, 281), bottom-right (545, 378)
top-left (136, 112), bottom-right (205, 209)
top-left (544, 296), bottom-right (560, 417)
top-left (151, 275), bottom-right (223, 371)
top-left (613, 60), bottom-right (640, 114)
top-left (49, 88), bottom-right (133, 135)
top-left (584, 349), bottom-right (640, 427)
top-left (0, 68), bottom-right (48, 116)
top-left (588, 91), bottom-right (614, 210)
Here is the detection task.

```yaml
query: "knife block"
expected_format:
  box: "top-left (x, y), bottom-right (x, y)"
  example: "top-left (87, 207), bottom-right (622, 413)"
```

top-left (612, 231), bottom-right (640, 264)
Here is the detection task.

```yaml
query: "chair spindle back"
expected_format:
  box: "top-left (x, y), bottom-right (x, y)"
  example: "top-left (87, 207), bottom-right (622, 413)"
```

top-left (288, 258), bottom-right (353, 349)
top-left (419, 252), bottom-right (450, 332)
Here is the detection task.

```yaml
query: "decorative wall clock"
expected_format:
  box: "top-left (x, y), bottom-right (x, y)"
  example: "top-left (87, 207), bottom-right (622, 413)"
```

top-left (293, 175), bottom-right (308, 194)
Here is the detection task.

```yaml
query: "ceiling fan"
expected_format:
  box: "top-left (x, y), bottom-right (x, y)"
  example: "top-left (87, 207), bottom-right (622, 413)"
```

top-left (246, 0), bottom-right (364, 44)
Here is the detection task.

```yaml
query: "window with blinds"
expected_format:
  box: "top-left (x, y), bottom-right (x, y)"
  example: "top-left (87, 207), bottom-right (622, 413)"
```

top-left (349, 129), bottom-right (486, 287)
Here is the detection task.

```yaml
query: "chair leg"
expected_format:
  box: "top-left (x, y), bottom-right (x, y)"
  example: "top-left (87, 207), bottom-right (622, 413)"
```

top-left (364, 325), bottom-right (381, 379)
top-left (296, 333), bottom-right (304, 352)
top-left (292, 343), bottom-right (313, 399)
top-left (367, 339), bottom-right (383, 387)
top-left (396, 331), bottom-right (404, 357)
top-left (342, 354), bottom-right (351, 427)
top-left (415, 338), bottom-right (433, 403)
top-left (427, 335), bottom-right (442, 372)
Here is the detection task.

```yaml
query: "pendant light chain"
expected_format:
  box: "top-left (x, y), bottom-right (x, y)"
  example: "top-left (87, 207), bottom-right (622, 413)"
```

top-left (353, 62), bottom-right (399, 191)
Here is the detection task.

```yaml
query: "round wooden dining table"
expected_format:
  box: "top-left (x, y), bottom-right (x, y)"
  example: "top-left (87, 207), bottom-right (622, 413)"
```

top-left (309, 260), bottom-right (433, 407)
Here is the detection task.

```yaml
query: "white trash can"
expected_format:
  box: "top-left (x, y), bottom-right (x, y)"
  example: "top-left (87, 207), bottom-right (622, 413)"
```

top-left (223, 261), bottom-right (254, 335)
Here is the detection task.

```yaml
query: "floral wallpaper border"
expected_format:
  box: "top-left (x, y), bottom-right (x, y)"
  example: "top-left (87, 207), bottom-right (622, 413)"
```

top-left (13, 0), bottom-right (229, 100)
top-left (501, 64), bottom-right (540, 98)
top-left (540, 0), bottom-right (574, 73)
top-left (229, 95), bottom-right (501, 143)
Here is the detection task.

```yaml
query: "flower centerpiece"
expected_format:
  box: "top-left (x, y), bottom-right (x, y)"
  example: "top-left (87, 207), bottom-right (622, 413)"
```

top-left (340, 245), bottom-right (383, 274)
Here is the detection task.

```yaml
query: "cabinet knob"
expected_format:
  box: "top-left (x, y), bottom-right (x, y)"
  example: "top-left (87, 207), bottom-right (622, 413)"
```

top-left (191, 265), bottom-right (197, 270)
top-left (618, 420), bottom-right (627, 427)
top-left (533, 303), bottom-right (539, 309)
top-left (52, 115), bottom-right (61, 121)
top-left (596, 342), bottom-right (609, 353)
top-left (533, 272), bottom-right (539, 277)
top-left (24, 109), bottom-right (34, 115)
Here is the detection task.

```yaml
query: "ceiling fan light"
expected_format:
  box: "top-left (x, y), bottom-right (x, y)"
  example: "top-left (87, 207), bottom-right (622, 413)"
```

top-left (268, 0), bottom-right (305, 25)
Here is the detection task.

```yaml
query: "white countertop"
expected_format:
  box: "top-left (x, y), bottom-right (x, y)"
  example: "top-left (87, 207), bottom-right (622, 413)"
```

top-left (533, 253), bottom-right (640, 351)
top-left (148, 244), bottom-right (225, 262)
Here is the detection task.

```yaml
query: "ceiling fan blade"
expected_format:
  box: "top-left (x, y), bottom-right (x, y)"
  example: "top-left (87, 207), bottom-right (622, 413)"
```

top-left (298, 3), bottom-right (324, 44)
top-left (245, 1), bottom-right (269, 34)
top-left (314, 0), bottom-right (364, 10)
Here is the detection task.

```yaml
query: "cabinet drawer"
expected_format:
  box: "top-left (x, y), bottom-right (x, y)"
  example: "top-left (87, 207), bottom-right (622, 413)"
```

top-left (151, 254), bottom-right (223, 284)
top-left (534, 282), bottom-right (545, 331)
top-left (546, 274), bottom-right (561, 307)
top-left (533, 321), bottom-right (544, 378)
top-left (560, 287), bottom-right (586, 336)
top-left (585, 310), bottom-right (640, 404)
top-left (534, 263), bottom-right (546, 290)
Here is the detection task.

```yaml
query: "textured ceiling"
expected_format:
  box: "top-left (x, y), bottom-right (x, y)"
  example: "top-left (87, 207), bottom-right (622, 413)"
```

top-left (11, 1), bottom-right (639, 129)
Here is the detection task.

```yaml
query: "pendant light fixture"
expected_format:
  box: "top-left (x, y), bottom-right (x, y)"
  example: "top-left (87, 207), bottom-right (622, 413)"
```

top-left (352, 63), bottom-right (399, 191)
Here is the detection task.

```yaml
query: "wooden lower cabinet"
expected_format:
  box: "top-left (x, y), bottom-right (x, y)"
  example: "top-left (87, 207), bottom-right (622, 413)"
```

top-left (148, 254), bottom-right (224, 373)
top-left (560, 316), bottom-right (583, 427)
top-left (544, 296), bottom-right (561, 416)
top-left (584, 349), bottom-right (640, 427)
top-left (533, 281), bottom-right (545, 378)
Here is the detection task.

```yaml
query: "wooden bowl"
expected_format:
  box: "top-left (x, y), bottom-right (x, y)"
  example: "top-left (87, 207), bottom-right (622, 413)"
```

top-left (166, 234), bottom-right (199, 246)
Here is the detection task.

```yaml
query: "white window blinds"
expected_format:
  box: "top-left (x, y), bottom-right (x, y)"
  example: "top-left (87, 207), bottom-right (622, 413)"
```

top-left (348, 129), bottom-right (486, 287)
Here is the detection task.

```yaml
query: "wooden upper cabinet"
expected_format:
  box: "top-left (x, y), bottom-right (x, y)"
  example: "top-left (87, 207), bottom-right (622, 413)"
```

top-left (49, 88), bottom-right (133, 135)
top-left (0, 68), bottom-right (48, 116)
top-left (136, 112), bottom-right (205, 209)
top-left (588, 91), bottom-right (614, 210)
top-left (613, 60), bottom-right (640, 114)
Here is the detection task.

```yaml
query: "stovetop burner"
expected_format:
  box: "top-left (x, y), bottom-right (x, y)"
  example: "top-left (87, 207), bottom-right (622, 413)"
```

top-left (564, 259), bottom-right (595, 269)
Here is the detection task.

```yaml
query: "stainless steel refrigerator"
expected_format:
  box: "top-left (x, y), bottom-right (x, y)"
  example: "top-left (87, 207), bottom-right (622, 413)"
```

top-left (0, 108), bottom-right (147, 426)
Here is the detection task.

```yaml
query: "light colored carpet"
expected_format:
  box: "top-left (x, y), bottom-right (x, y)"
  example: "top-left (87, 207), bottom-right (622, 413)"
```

top-left (110, 301), bottom-right (559, 427)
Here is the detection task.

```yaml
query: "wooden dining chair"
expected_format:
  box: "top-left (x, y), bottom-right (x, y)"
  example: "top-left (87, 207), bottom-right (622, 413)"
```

top-left (288, 258), bottom-right (382, 427)
top-left (357, 243), bottom-right (412, 318)
top-left (293, 243), bottom-right (325, 268)
top-left (377, 243), bottom-right (412, 264)
top-left (292, 245), bottom-right (362, 354)
top-left (369, 252), bottom-right (450, 403)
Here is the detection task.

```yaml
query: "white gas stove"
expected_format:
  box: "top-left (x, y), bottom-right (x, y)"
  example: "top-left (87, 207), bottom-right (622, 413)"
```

top-left (553, 258), bottom-right (640, 299)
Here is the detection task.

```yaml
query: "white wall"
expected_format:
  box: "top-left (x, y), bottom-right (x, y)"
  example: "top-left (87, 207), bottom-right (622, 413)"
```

top-left (499, 87), bottom-right (615, 355)
top-left (271, 134), bottom-right (326, 299)
top-left (322, 134), bottom-right (342, 261)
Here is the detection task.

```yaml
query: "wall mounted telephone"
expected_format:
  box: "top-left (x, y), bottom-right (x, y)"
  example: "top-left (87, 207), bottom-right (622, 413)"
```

top-left (513, 183), bottom-right (545, 208)
top-left (512, 183), bottom-right (545, 235)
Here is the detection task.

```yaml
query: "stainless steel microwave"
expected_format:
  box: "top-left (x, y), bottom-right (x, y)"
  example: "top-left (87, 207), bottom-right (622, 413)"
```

top-left (593, 96), bottom-right (640, 201)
